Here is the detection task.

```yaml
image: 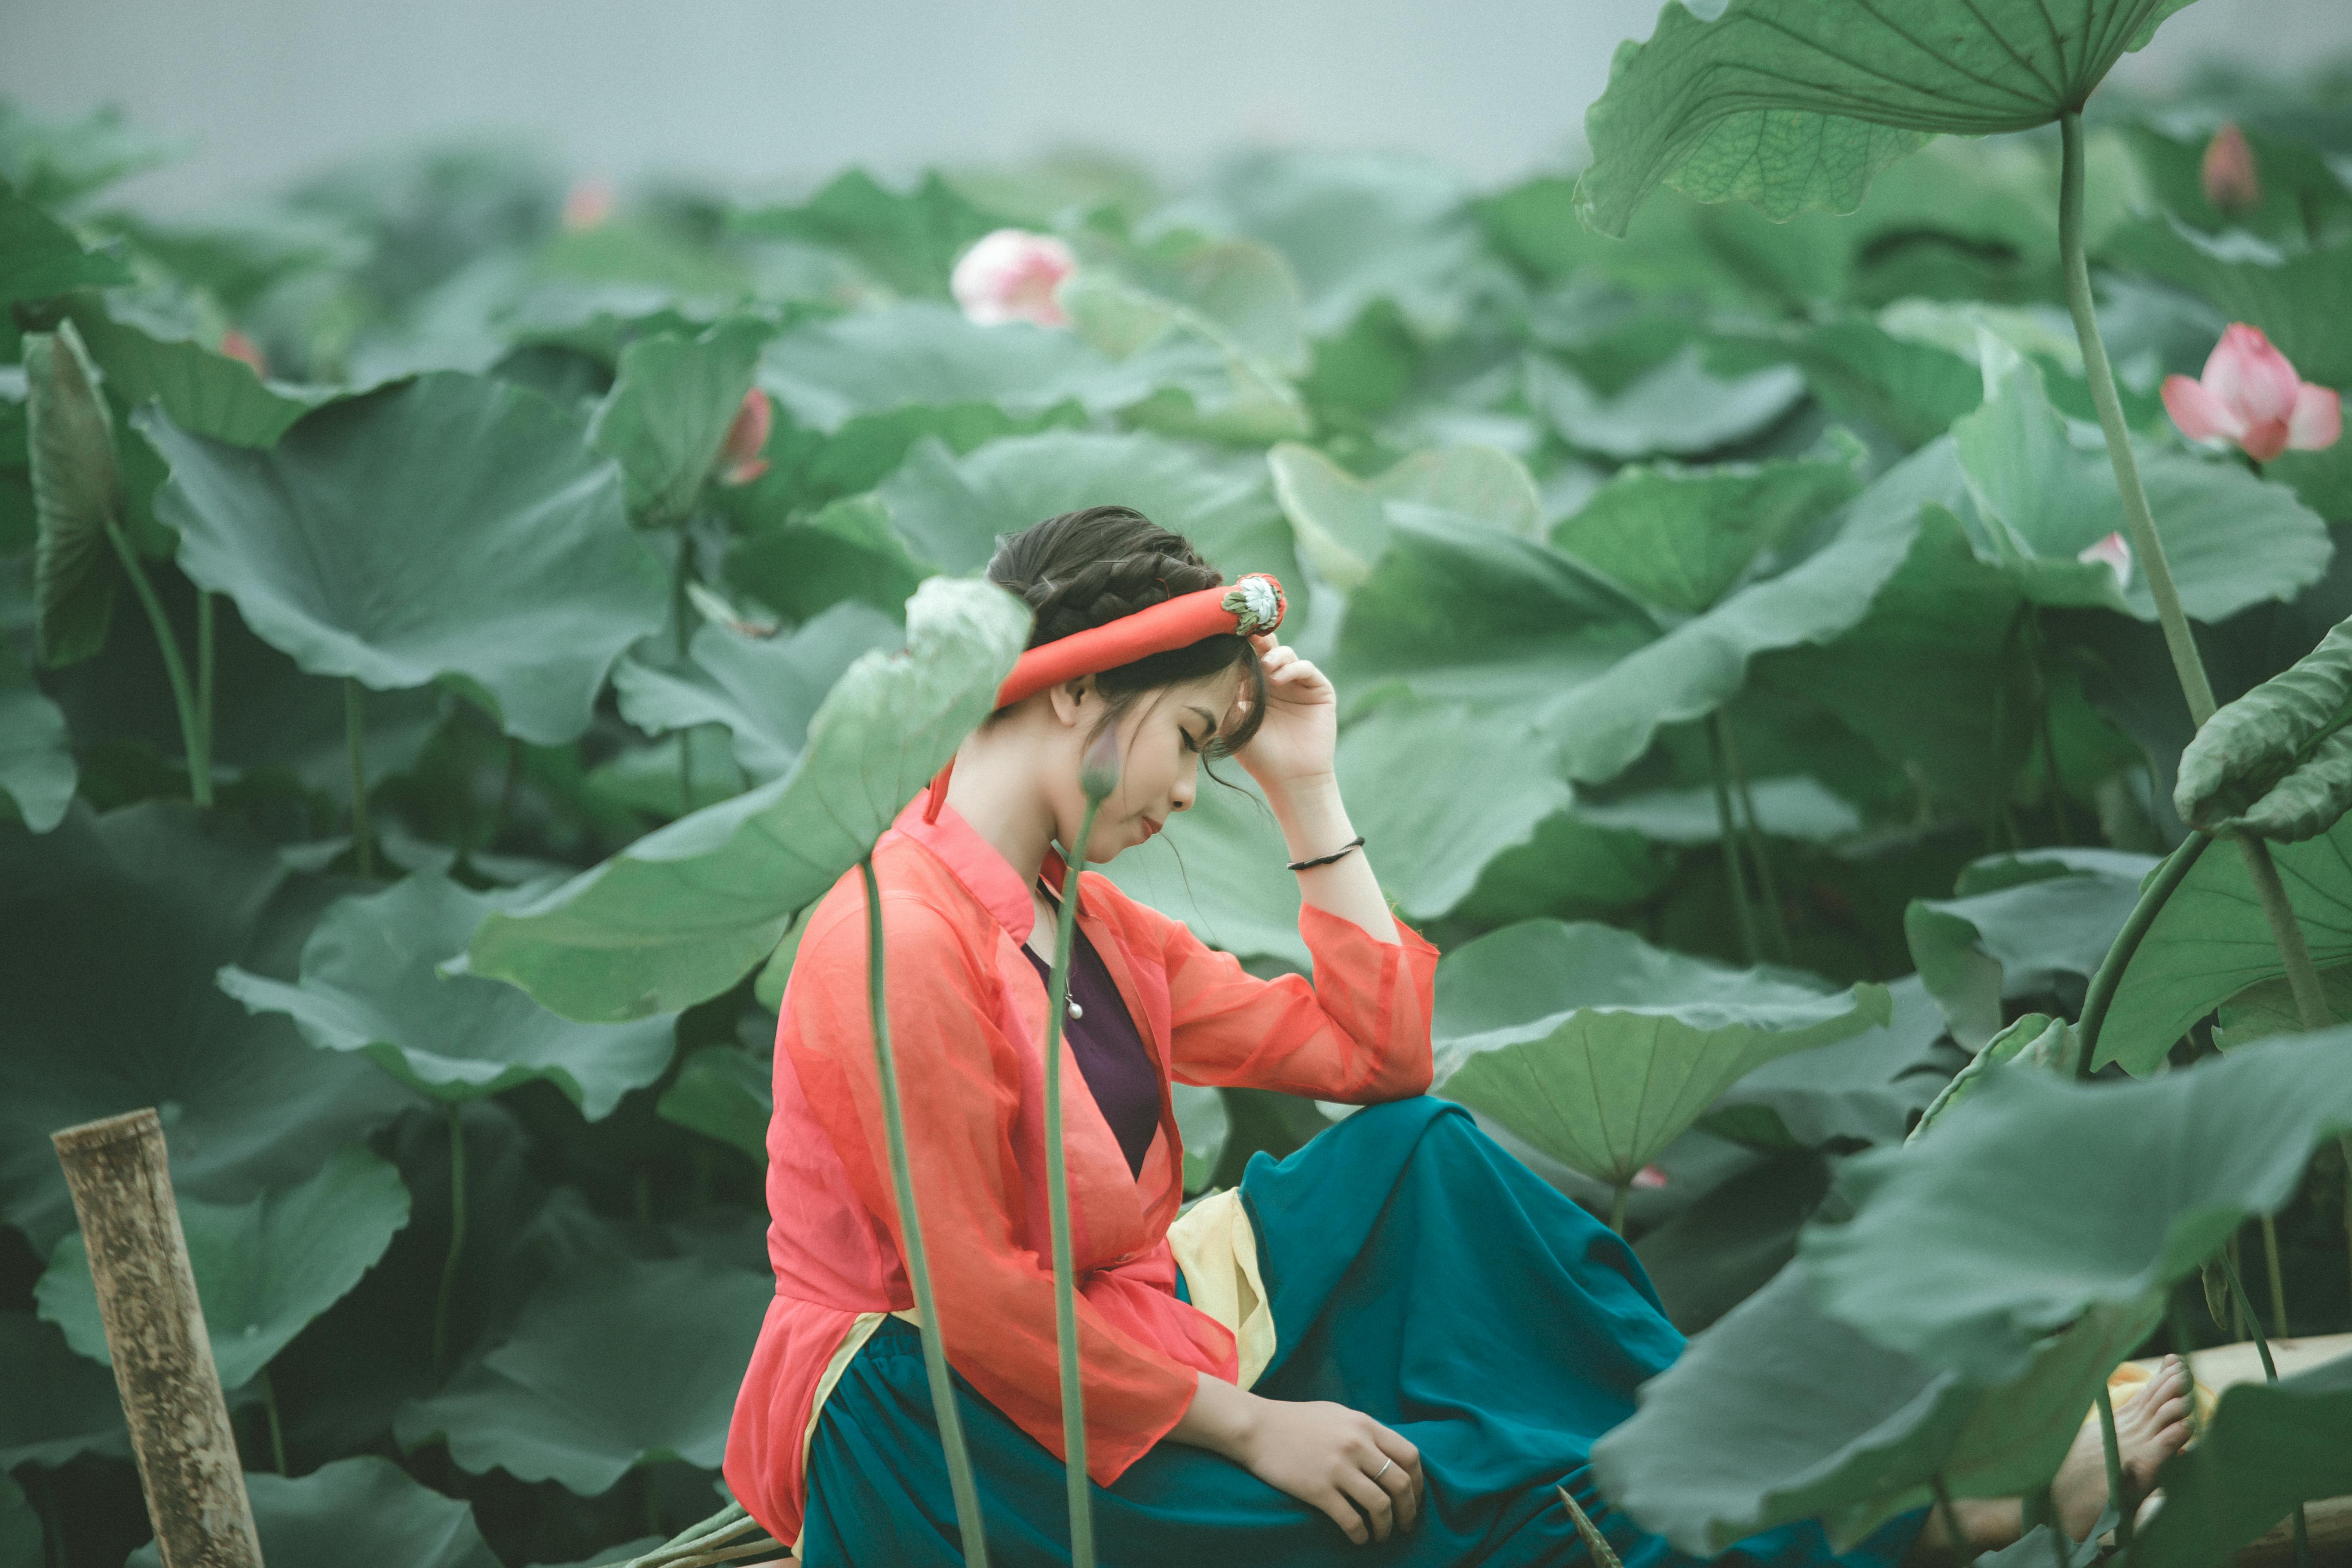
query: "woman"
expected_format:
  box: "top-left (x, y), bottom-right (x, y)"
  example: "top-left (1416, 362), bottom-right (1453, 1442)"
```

top-left (722, 507), bottom-right (2189, 1566)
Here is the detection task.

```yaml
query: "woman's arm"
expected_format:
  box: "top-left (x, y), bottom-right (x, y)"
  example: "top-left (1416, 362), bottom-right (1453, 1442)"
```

top-left (1170, 1372), bottom-right (1425, 1545)
top-left (1244, 634), bottom-right (1397, 944)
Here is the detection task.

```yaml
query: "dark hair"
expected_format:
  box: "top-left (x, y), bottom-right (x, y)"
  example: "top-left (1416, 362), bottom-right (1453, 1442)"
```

top-left (984, 505), bottom-right (1268, 759)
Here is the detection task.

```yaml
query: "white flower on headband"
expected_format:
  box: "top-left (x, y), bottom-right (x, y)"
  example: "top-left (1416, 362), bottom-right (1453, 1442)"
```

top-left (1222, 575), bottom-right (1283, 635)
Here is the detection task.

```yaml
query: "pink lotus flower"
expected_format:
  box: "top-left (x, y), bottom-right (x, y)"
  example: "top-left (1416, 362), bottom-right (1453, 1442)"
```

top-left (562, 177), bottom-right (616, 232)
top-left (1631, 1164), bottom-right (1669, 1191)
top-left (2077, 531), bottom-right (2132, 591)
top-left (218, 330), bottom-right (266, 377)
top-left (2200, 123), bottom-right (2260, 213)
top-left (2162, 324), bottom-right (2342, 463)
top-left (714, 388), bottom-right (772, 487)
top-left (950, 228), bottom-right (1075, 329)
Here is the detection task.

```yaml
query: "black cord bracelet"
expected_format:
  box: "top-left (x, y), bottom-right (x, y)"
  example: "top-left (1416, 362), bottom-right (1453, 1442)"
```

top-left (1287, 834), bottom-right (1366, 872)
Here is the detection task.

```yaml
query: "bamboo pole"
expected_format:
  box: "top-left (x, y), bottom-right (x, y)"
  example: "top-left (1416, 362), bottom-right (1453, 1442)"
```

top-left (49, 1109), bottom-right (260, 1568)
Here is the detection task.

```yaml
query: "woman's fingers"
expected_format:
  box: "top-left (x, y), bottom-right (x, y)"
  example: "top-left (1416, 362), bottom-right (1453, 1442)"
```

top-left (1370, 1427), bottom-right (1423, 1529)
top-left (1335, 1464), bottom-right (1398, 1543)
top-left (1313, 1485), bottom-right (1371, 1545)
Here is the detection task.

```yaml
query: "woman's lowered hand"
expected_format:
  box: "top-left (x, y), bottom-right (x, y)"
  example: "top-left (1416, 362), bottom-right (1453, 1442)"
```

top-left (1170, 1372), bottom-right (1423, 1544)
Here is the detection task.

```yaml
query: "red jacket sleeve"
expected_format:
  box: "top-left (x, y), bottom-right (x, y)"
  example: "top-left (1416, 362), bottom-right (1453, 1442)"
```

top-left (784, 880), bottom-right (1202, 1482)
top-left (1122, 890), bottom-right (1439, 1102)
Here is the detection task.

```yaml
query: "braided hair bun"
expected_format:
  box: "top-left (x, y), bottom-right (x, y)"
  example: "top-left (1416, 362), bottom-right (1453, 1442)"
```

top-left (984, 505), bottom-right (1268, 751)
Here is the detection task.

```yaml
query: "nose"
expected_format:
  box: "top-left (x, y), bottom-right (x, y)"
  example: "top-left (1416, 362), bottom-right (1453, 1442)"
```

top-left (1170, 772), bottom-right (1196, 813)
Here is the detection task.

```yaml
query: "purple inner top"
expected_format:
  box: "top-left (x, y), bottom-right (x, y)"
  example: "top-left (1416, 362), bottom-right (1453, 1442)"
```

top-left (1020, 882), bottom-right (1161, 1180)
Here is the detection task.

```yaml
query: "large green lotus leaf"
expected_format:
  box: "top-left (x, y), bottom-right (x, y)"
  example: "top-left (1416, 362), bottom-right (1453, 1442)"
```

top-left (1953, 345), bottom-right (2332, 622)
top-left (1550, 442), bottom-right (1863, 616)
top-left (25, 321), bottom-right (124, 668)
top-left (2103, 222), bottom-right (2352, 389)
top-left (1574, 775), bottom-right (1861, 847)
top-left (730, 395), bottom-right (1087, 527)
top-left (0, 635), bottom-right (74, 831)
top-left (1075, 229), bottom-right (1308, 375)
top-left (2136, 1351), bottom-right (2352, 1568)
top-left (732, 169), bottom-right (1003, 299)
top-left (1804, 1034), bottom-right (2352, 1382)
top-left (588, 316), bottom-right (772, 524)
top-left (2213, 962), bottom-right (2352, 1051)
top-left (66, 302), bottom-right (327, 447)
top-left (466, 576), bottom-right (1028, 1021)
top-left (1903, 849), bottom-right (2157, 1050)
top-left (759, 302), bottom-right (1136, 435)
top-left (1328, 513), bottom-right (1659, 716)
top-left (125, 1456), bottom-right (500, 1568)
top-left (0, 802), bottom-right (413, 1252)
top-left (1700, 975), bottom-right (1953, 1155)
top-left (0, 180), bottom-right (132, 303)
top-left (1268, 441), bottom-right (1540, 591)
top-left (2121, 121), bottom-right (2352, 254)
top-left (1433, 920), bottom-right (1892, 1188)
top-left (655, 1045), bottom-right (771, 1163)
top-left (1172, 1084), bottom-right (1230, 1194)
top-left (612, 602), bottom-right (903, 781)
top-left (0, 104), bottom-right (178, 208)
top-left (217, 870), bottom-right (677, 1117)
top-left (873, 427), bottom-right (1296, 584)
top-left (1744, 319), bottom-right (1984, 453)
top-left (2173, 614), bottom-right (2352, 842)
top-left (1590, 1264), bottom-right (2159, 1554)
top-left (0, 1313), bottom-right (129, 1469)
top-left (724, 492), bottom-right (934, 626)
top-left (1449, 808), bottom-right (1676, 928)
top-left (1525, 348), bottom-right (1808, 462)
top-left (0, 1472), bottom-right (35, 1568)
top-left (38, 1144), bottom-right (410, 1390)
top-left (2095, 815), bottom-right (2352, 1073)
top-left (1573, 0), bottom-right (2195, 237)
top-left (143, 373), bottom-right (668, 745)
top-left (1161, 149), bottom-right (1489, 340)
top-left (1102, 765), bottom-right (1309, 970)
top-left (1334, 698), bottom-right (1572, 922)
top-left (1533, 476), bottom-right (1923, 786)
top-left (395, 1251), bottom-right (770, 1494)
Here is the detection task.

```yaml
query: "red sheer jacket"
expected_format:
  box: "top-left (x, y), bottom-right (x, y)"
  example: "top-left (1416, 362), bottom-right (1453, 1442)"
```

top-left (722, 796), bottom-right (1440, 1544)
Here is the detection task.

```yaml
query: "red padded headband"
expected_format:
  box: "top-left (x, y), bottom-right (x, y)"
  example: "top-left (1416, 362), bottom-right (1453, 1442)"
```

top-left (922, 573), bottom-right (1285, 823)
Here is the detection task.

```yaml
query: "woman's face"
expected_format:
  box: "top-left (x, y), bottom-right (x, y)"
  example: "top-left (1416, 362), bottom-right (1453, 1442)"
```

top-left (1063, 670), bottom-right (1245, 864)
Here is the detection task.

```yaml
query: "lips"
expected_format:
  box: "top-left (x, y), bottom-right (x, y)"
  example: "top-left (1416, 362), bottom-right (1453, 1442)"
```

top-left (1142, 817), bottom-right (1163, 838)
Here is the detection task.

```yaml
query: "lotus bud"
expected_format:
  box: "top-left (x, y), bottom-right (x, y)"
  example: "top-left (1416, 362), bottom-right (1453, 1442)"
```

top-left (1630, 1164), bottom-right (1669, 1191)
top-left (2076, 531), bottom-right (2132, 591)
top-left (1080, 724), bottom-right (1121, 806)
top-left (2200, 123), bottom-right (2260, 214)
top-left (714, 388), bottom-right (772, 487)
top-left (217, 330), bottom-right (266, 377)
top-left (2162, 323), bottom-right (2343, 463)
top-left (561, 177), bottom-right (616, 232)
top-left (949, 228), bottom-right (1075, 329)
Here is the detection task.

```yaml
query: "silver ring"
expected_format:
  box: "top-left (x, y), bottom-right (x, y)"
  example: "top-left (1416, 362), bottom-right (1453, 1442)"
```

top-left (1372, 1458), bottom-right (1393, 1482)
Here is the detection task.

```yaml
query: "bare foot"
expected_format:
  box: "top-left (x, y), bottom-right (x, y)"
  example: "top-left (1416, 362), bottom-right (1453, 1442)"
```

top-left (2050, 1357), bottom-right (2194, 1540)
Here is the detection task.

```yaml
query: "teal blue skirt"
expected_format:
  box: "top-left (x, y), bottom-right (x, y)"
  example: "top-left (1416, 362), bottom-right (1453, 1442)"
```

top-left (799, 1097), bottom-right (1927, 1568)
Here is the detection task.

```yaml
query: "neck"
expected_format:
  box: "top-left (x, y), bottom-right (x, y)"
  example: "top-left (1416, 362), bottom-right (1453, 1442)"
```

top-left (940, 730), bottom-right (1060, 892)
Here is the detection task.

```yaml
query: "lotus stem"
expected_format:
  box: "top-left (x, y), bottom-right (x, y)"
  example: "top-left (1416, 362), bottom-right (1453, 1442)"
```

top-left (2222, 1247), bottom-right (2313, 1568)
top-left (102, 522), bottom-right (211, 807)
top-left (2027, 609), bottom-right (2073, 845)
top-left (345, 678), bottom-right (373, 878)
top-left (2040, 1487), bottom-right (2068, 1568)
top-left (2342, 1138), bottom-right (2352, 1330)
top-left (1608, 1181), bottom-right (1630, 1237)
top-left (1929, 1473), bottom-right (1976, 1568)
top-left (859, 856), bottom-right (990, 1566)
top-left (2164, 1289), bottom-right (2204, 1439)
top-left (617, 1508), bottom-right (789, 1568)
top-left (1044, 794), bottom-right (1107, 1568)
top-left (2236, 836), bottom-right (2331, 1032)
top-left (2259, 1215), bottom-right (2290, 1339)
top-left (1705, 712), bottom-right (1762, 965)
top-left (196, 590), bottom-right (215, 787)
top-left (1716, 710), bottom-right (1791, 963)
top-left (257, 1366), bottom-right (287, 1474)
top-left (2077, 833), bottom-right (2214, 1076)
top-left (431, 1102), bottom-right (466, 1386)
top-left (2093, 1382), bottom-right (2134, 1550)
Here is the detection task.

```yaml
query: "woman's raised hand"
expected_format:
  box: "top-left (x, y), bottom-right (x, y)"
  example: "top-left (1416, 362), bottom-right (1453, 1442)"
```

top-left (1232, 631), bottom-right (1338, 791)
top-left (1171, 1373), bottom-right (1424, 1544)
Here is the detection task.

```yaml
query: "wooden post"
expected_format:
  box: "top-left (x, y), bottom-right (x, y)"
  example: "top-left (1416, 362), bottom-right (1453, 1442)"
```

top-left (50, 1109), bottom-right (261, 1568)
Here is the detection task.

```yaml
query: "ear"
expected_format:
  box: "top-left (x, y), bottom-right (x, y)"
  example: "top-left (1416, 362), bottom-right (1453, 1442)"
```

top-left (1045, 673), bottom-right (1097, 729)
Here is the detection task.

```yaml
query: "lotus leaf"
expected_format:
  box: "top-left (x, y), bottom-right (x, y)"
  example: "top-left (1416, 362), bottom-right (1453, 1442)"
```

top-left (0, 1313), bottom-right (129, 1469)
top-left (24, 320), bottom-right (124, 668)
top-left (1433, 919), bottom-right (1891, 1188)
top-left (66, 302), bottom-right (326, 447)
top-left (1591, 1265), bottom-right (2157, 1553)
top-left (1574, 777), bottom-right (1860, 847)
top-left (0, 181), bottom-right (132, 303)
top-left (656, 1045), bottom-right (771, 1163)
top-left (589, 316), bottom-right (772, 524)
top-left (125, 1455), bottom-right (501, 1568)
top-left (2136, 1350), bottom-right (2352, 1568)
top-left (1701, 975), bottom-right (1951, 1154)
top-left (0, 636), bottom-right (73, 830)
top-left (612, 601), bottom-right (902, 781)
top-left (1574, 0), bottom-right (2196, 236)
top-left (218, 869), bottom-right (678, 1117)
top-left (144, 372), bottom-right (668, 745)
top-left (0, 1473), bottom-right (35, 1566)
top-left (758, 302), bottom-right (1134, 435)
top-left (1804, 1033), bottom-right (2352, 1381)
top-left (1171, 1084), bottom-right (1231, 1193)
top-left (395, 1251), bottom-right (770, 1495)
top-left (2103, 222), bottom-right (2352, 390)
top-left (1268, 440), bottom-right (1540, 591)
top-left (466, 575), bottom-right (1028, 1021)
top-left (2174, 613), bottom-right (2352, 840)
top-left (0, 802), bottom-right (412, 1252)
top-left (732, 169), bottom-right (1003, 299)
top-left (2095, 814), bottom-right (2352, 1072)
top-left (1904, 849), bottom-right (2156, 1050)
top-left (1908, 1014), bottom-right (2076, 1143)
top-left (39, 1144), bottom-right (410, 1390)
top-left (1526, 349), bottom-right (1807, 462)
